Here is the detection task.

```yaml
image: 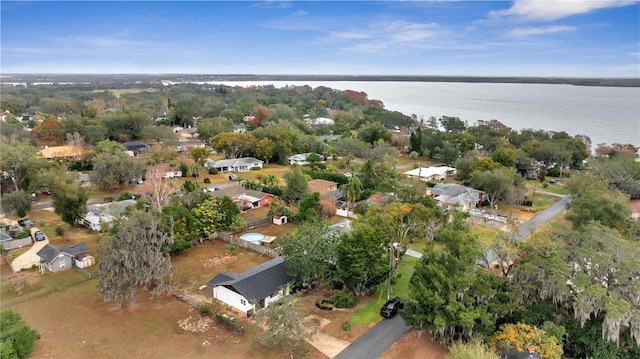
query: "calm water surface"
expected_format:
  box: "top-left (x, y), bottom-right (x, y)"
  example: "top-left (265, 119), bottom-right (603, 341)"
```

top-left (220, 81), bottom-right (640, 149)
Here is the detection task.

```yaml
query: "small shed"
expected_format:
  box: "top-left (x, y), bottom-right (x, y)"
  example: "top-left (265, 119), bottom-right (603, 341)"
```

top-left (273, 215), bottom-right (288, 225)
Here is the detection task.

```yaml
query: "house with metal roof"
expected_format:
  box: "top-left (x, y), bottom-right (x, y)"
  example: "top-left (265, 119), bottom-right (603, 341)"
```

top-left (204, 157), bottom-right (263, 173)
top-left (404, 166), bottom-right (456, 182)
top-left (207, 256), bottom-right (292, 316)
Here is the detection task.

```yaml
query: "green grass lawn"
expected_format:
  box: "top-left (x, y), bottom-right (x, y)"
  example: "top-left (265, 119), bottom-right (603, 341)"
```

top-left (349, 256), bottom-right (418, 325)
top-left (524, 180), bottom-right (569, 195)
top-left (472, 225), bottom-right (503, 246)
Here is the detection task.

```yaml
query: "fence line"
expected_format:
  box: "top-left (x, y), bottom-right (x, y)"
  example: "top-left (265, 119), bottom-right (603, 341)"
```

top-left (244, 217), bottom-right (272, 229)
top-left (216, 232), bottom-right (279, 258)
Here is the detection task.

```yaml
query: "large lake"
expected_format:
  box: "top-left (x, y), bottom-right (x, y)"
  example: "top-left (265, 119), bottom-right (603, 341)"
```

top-left (219, 81), bottom-right (640, 149)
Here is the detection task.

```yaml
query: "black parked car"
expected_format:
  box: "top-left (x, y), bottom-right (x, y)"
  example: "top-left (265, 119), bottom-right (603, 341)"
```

top-left (380, 296), bottom-right (404, 318)
top-left (17, 219), bottom-right (34, 228)
top-left (33, 231), bottom-right (46, 242)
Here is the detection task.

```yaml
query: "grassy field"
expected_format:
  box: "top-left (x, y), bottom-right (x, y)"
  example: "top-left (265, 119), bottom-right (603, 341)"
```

top-left (471, 225), bottom-right (504, 246)
top-left (93, 88), bottom-right (154, 98)
top-left (524, 179), bottom-right (569, 195)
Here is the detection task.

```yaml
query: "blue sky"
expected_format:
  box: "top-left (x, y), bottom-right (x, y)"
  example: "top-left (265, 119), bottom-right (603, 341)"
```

top-left (1, 1), bottom-right (639, 77)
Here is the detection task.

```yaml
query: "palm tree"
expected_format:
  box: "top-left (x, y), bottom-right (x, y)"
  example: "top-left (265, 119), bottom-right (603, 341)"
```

top-left (342, 177), bottom-right (362, 212)
top-left (191, 163), bottom-right (202, 178)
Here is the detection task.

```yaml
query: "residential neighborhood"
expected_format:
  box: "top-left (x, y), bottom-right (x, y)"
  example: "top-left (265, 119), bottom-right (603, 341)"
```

top-left (0, 79), bottom-right (638, 359)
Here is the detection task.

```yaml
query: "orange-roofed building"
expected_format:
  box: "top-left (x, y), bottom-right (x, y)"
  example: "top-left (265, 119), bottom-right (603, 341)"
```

top-left (37, 145), bottom-right (84, 161)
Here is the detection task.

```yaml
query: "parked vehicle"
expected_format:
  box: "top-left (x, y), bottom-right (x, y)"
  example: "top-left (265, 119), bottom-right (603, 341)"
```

top-left (17, 219), bottom-right (34, 228)
top-left (380, 296), bottom-right (404, 318)
top-left (32, 230), bottom-right (46, 242)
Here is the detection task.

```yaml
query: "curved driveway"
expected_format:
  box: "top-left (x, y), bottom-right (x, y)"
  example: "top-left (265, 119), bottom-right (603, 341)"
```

top-left (334, 315), bottom-right (410, 359)
top-left (11, 228), bottom-right (48, 272)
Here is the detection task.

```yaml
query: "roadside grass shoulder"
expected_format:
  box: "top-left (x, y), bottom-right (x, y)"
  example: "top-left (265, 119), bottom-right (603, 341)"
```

top-left (349, 256), bottom-right (418, 325)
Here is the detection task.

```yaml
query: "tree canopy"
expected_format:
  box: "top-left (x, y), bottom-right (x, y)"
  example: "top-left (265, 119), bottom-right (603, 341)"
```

top-left (0, 310), bottom-right (40, 359)
top-left (97, 211), bottom-right (175, 306)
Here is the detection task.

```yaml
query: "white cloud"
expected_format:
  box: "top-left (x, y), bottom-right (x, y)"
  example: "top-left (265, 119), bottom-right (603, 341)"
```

top-left (505, 25), bottom-right (578, 37)
top-left (488, 0), bottom-right (637, 22)
top-left (292, 10), bottom-right (308, 16)
top-left (324, 20), bottom-right (448, 53)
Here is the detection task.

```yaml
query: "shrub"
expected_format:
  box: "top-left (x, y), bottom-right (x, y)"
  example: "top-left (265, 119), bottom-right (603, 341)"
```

top-left (208, 167), bottom-right (218, 175)
top-left (103, 196), bottom-right (114, 202)
top-left (341, 321), bottom-right (352, 332)
top-left (118, 192), bottom-right (133, 201)
top-left (332, 290), bottom-right (357, 309)
top-left (203, 178), bottom-right (211, 184)
top-left (225, 244), bottom-right (238, 255)
top-left (16, 229), bottom-right (30, 239)
top-left (199, 304), bottom-right (214, 316)
top-left (16, 209), bottom-right (27, 218)
top-left (54, 227), bottom-right (64, 236)
top-left (315, 298), bottom-right (333, 310)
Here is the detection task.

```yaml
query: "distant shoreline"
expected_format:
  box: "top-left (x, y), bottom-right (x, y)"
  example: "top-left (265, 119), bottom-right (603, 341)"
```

top-left (2, 74), bottom-right (639, 87)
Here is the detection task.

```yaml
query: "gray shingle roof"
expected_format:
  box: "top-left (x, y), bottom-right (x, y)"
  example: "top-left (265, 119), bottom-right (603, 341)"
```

top-left (36, 242), bottom-right (88, 262)
top-left (429, 183), bottom-right (484, 207)
top-left (207, 257), bottom-right (291, 301)
top-left (60, 242), bottom-right (89, 256)
top-left (36, 244), bottom-right (63, 263)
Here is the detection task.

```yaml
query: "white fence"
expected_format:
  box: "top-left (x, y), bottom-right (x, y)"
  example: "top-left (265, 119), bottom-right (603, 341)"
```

top-left (468, 209), bottom-right (507, 223)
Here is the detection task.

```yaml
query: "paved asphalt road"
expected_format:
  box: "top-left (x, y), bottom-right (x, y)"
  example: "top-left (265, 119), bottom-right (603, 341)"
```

top-left (334, 314), bottom-right (411, 359)
top-left (515, 194), bottom-right (571, 241)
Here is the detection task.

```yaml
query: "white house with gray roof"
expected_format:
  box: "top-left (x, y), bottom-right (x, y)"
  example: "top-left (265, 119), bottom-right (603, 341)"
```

top-left (204, 157), bottom-right (263, 173)
top-left (82, 199), bottom-right (137, 231)
top-left (207, 256), bottom-right (291, 316)
top-left (428, 183), bottom-right (485, 211)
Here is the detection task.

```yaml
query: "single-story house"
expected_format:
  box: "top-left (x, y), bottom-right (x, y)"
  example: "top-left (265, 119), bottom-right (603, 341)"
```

top-left (207, 186), bottom-right (273, 210)
top-left (630, 199), bottom-right (640, 220)
top-left (37, 145), bottom-right (84, 161)
top-left (204, 157), bottom-right (264, 173)
top-left (428, 183), bottom-right (485, 211)
top-left (404, 166), bottom-right (456, 182)
top-left (179, 139), bottom-right (206, 149)
top-left (233, 124), bottom-right (246, 133)
top-left (154, 164), bottom-right (182, 178)
top-left (175, 127), bottom-right (198, 138)
top-left (306, 117), bottom-right (334, 126)
top-left (82, 199), bottom-right (137, 231)
top-left (122, 141), bottom-right (151, 157)
top-left (308, 179), bottom-right (339, 197)
top-left (36, 242), bottom-right (92, 274)
top-left (0, 230), bottom-right (32, 251)
top-left (287, 153), bottom-right (324, 166)
top-left (207, 256), bottom-right (292, 316)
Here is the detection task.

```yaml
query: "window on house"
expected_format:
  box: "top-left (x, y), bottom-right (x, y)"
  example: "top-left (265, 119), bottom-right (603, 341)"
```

top-left (59, 261), bottom-right (66, 268)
